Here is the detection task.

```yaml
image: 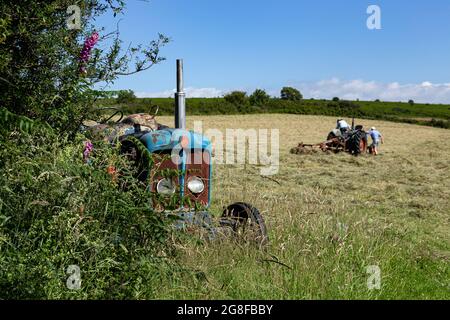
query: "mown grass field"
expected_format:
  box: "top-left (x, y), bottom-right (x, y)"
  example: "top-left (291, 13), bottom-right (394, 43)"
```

top-left (151, 114), bottom-right (449, 299)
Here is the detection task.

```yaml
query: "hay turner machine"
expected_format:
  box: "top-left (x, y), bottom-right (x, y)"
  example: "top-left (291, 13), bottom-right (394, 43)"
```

top-left (86, 60), bottom-right (268, 245)
top-left (291, 122), bottom-right (368, 156)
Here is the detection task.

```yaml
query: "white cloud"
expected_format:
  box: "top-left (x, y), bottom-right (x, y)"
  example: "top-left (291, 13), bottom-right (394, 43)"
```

top-left (135, 79), bottom-right (450, 103)
top-left (299, 79), bottom-right (450, 103)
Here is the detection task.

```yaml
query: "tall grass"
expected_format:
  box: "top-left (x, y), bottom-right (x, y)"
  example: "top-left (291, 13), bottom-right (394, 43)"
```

top-left (145, 114), bottom-right (450, 299)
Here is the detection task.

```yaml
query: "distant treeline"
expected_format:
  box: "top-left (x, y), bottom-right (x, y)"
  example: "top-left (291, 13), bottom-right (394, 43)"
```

top-left (96, 95), bottom-right (450, 129)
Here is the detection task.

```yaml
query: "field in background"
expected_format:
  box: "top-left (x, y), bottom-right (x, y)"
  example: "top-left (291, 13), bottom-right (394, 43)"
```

top-left (97, 97), bottom-right (450, 129)
top-left (153, 114), bottom-right (449, 299)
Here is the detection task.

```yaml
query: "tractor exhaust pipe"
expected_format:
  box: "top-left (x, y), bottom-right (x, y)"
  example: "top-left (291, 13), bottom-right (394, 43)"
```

top-left (175, 59), bottom-right (186, 129)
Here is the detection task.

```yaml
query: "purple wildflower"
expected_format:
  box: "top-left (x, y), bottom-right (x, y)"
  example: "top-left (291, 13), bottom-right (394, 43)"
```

top-left (79, 32), bottom-right (99, 74)
top-left (83, 140), bottom-right (94, 163)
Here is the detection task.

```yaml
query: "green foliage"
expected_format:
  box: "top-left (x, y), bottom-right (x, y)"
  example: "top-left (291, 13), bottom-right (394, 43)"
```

top-left (0, 1), bottom-right (169, 134)
top-left (0, 107), bottom-right (51, 133)
top-left (280, 87), bottom-right (302, 101)
top-left (332, 97), bottom-right (340, 102)
top-left (430, 118), bottom-right (450, 129)
top-left (408, 99), bottom-right (415, 105)
top-left (224, 91), bottom-right (249, 106)
top-left (116, 90), bottom-right (137, 104)
top-left (0, 125), bottom-right (179, 299)
top-left (0, 1), bottom-right (182, 299)
top-left (249, 89), bottom-right (270, 106)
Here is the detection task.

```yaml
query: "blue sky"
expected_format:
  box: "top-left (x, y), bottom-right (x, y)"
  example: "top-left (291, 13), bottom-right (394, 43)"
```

top-left (96, 0), bottom-right (450, 103)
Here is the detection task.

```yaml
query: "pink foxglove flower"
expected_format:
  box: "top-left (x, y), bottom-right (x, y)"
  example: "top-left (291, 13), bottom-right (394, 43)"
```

top-left (79, 32), bottom-right (99, 74)
top-left (83, 140), bottom-right (94, 163)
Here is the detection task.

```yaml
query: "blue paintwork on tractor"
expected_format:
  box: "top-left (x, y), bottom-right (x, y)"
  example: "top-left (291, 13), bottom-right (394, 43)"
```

top-left (140, 128), bottom-right (213, 207)
top-left (141, 128), bottom-right (211, 153)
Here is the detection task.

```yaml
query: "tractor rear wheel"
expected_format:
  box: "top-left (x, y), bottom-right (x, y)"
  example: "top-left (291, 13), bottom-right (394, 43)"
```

top-left (219, 202), bottom-right (268, 246)
top-left (347, 131), bottom-right (367, 155)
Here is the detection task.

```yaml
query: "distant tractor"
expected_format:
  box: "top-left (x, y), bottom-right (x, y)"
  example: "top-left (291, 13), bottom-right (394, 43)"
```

top-left (84, 60), bottom-right (268, 245)
top-left (291, 119), bottom-right (368, 155)
top-left (325, 123), bottom-right (368, 155)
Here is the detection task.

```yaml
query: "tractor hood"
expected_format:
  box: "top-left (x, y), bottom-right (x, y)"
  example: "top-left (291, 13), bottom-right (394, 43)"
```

top-left (140, 128), bottom-right (212, 153)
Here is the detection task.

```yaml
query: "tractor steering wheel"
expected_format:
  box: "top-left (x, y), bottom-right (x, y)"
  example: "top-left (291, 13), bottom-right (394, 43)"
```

top-left (147, 100), bottom-right (159, 119)
top-left (98, 107), bottom-right (124, 124)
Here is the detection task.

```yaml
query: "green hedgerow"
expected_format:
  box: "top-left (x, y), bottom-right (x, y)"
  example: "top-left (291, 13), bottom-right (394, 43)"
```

top-left (0, 120), bottom-right (181, 299)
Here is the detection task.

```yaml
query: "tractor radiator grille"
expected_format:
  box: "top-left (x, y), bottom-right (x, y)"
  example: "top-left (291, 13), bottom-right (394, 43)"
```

top-left (149, 152), bottom-right (179, 189)
top-left (184, 150), bottom-right (210, 207)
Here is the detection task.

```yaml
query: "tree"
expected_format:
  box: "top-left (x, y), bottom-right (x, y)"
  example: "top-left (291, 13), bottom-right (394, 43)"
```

top-left (332, 97), bottom-right (340, 102)
top-left (280, 87), bottom-right (302, 101)
top-left (249, 89), bottom-right (270, 106)
top-left (408, 99), bottom-right (415, 105)
top-left (0, 1), bottom-right (169, 134)
top-left (116, 90), bottom-right (136, 104)
top-left (224, 91), bottom-right (248, 105)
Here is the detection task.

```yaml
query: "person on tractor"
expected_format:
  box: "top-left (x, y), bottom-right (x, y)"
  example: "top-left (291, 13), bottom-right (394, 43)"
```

top-left (336, 119), bottom-right (350, 134)
top-left (367, 127), bottom-right (384, 155)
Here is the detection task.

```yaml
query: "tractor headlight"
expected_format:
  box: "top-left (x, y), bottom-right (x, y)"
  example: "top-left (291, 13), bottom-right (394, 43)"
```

top-left (187, 176), bottom-right (205, 194)
top-left (156, 178), bottom-right (176, 196)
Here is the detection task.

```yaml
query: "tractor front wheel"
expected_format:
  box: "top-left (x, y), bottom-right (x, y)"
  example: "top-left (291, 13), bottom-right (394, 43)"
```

top-left (219, 202), bottom-right (268, 246)
top-left (326, 132), bottom-right (338, 147)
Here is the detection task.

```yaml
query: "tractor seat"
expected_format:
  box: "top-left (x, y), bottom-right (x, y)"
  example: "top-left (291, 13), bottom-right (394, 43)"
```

top-left (121, 113), bottom-right (159, 131)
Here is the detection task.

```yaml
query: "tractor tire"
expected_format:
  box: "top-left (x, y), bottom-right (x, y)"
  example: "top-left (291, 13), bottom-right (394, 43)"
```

top-left (219, 202), bottom-right (268, 246)
top-left (346, 131), bottom-right (367, 156)
top-left (326, 132), bottom-right (340, 149)
top-left (327, 132), bottom-right (336, 141)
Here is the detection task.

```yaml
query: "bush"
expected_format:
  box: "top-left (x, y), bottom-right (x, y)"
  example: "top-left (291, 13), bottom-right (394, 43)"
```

top-left (116, 90), bottom-right (137, 104)
top-left (224, 91), bottom-right (249, 106)
top-left (280, 87), bottom-right (302, 101)
top-left (0, 115), bottom-right (177, 299)
top-left (249, 89), bottom-right (270, 106)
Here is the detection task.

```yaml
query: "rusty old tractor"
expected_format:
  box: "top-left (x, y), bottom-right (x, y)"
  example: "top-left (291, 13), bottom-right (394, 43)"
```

top-left (291, 122), bottom-right (368, 156)
top-left (83, 60), bottom-right (268, 245)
